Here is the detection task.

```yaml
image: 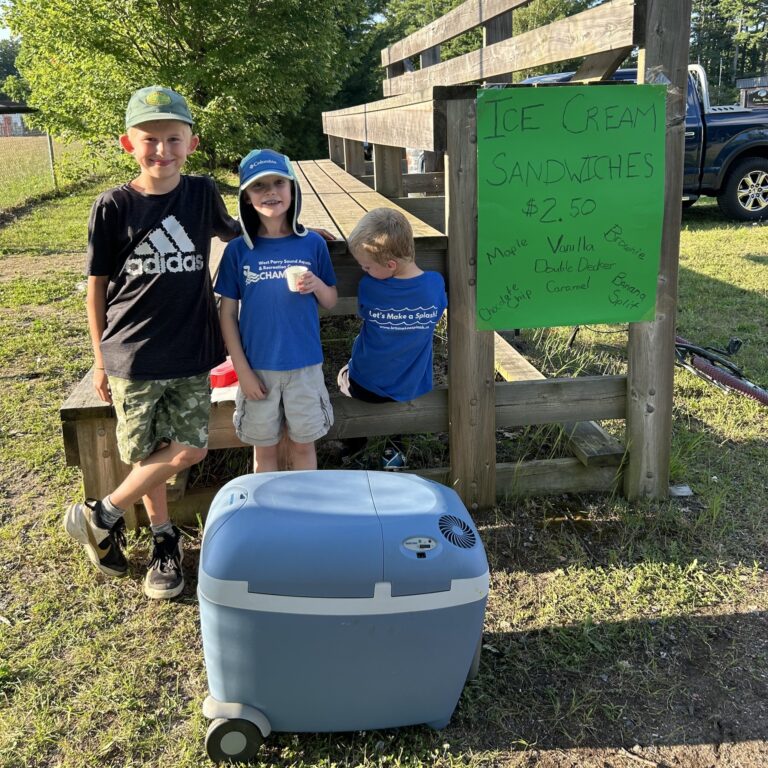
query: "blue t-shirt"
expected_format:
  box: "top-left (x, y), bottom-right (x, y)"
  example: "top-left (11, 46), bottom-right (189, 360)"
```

top-left (214, 232), bottom-right (336, 371)
top-left (349, 271), bottom-right (447, 401)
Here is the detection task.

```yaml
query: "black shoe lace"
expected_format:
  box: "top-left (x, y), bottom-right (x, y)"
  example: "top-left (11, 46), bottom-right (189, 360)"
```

top-left (147, 535), bottom-right (180, 573)
top-left (108, 518), bottom-right (127, 551)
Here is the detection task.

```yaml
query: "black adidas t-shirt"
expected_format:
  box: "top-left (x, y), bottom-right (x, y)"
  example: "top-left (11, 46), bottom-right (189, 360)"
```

top-left (87, 175), bottom-right (240, 379)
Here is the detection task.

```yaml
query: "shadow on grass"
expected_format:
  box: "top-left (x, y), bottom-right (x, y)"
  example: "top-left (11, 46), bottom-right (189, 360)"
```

top-left (452, 610), bottom-right (768, 752)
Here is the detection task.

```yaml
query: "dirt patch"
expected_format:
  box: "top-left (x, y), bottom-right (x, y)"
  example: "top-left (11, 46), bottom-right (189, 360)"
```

top-left (0, 250), bottom-right (85, 280)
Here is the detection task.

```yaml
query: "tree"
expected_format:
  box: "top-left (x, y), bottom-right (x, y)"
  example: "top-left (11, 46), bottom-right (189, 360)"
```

top-left (0, 36), bottom-right (20, 99)
top-left (2, 0), bottom-right (370, 165)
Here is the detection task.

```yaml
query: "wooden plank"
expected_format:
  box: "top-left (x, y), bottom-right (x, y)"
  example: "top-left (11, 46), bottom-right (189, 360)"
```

top-left (293, 165), bottom-right (345, 240)
top-left (343, 139), bottom-right (366, 176)
top-left (372, 144), bottom-right (404, 198)
top-left (560, 421), bottom-right (626, 468)
top-left (446, 98), bottom-right (496, 511)
top-left (62, 419), bottom-right (80, 466)
top-left (324, 90), bottom-right (445, 153)
top-left (403, 172), bottom-right (444, 195)
top-left (382, 0), bottom-right (532, 68)
top-left (209, 236), bottom-right (228, 281)
top-left (414, 457), bottom-right (620, 496)
top-left (328, 135), bottom-right (344, 164)
top-left (495, 457), bottom-right (621, 496)
top-left (61, 368), bottom-right (112, 420)
top-left (383, 0), bottom-right (637, 97)
top-left (573, 46), bottom-right (634, 82)
top-left (297, 160), bottom-right (347, 195)
top-left (315, 159), bottom-right (375, 194)
top-left (204, 375), bottom-right (626, 452)
top-left (165, 467), bottom-right (190, 502)
top-left (351, 193), bottom-right (445, 242)
top-left (483, 10), bottom-right (513, 85)
top-left (166, 459), bottom-right (620, 525)
top-left (394, 197), bottom-right (445, 233)
top-left (625, 0), bottom-right (691, 499)
top-left (495, 377), bottom-right (627, 425)
top-left (494, 332), bottom-right (543, 381)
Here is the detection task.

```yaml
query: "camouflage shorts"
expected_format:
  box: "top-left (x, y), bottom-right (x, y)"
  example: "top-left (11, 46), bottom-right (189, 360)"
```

top-left (109, 373), bottom-right (211, 464)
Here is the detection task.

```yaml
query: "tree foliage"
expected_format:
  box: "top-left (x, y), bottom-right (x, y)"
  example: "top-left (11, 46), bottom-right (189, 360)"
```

top-left (2, 0), bottom-right (371, 165)
top-left (0, 36), bottom-right (20, 91)
top-left (690, 0), bottom-right (768, 100)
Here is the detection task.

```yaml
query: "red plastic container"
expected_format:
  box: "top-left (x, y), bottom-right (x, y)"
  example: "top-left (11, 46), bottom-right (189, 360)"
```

top-left (210, 358), bottom-right (238, 388)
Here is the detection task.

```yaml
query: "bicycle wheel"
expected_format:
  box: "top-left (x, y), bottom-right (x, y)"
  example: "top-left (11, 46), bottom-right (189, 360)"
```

top-left (690, 354), bottom-right (768, 406)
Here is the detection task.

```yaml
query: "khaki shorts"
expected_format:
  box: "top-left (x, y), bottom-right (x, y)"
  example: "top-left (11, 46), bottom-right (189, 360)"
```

top-left (233, 364), bottom-right (333, 447)
top-left (109, 373), bottom-right (211, 464)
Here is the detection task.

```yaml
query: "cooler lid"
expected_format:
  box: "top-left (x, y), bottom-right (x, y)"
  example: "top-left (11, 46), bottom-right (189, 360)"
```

top-left (368, 472), bottom-right (488, 597)
top-left (201, 471), bottom-right (383, 598)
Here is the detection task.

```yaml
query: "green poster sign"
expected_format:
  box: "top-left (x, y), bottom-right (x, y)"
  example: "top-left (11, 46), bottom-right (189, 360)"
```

top-left (476, 85), bottom-right (666, 330)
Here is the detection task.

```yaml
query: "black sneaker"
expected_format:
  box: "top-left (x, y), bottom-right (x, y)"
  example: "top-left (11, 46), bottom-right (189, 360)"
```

top-left (143, 527), bottom-right (184, 600)
top-left (63, 499), bottom-right (128, 577)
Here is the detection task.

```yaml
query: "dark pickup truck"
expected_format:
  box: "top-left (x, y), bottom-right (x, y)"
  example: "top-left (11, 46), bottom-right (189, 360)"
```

top-left (525, 65), bottom-right (768, 221)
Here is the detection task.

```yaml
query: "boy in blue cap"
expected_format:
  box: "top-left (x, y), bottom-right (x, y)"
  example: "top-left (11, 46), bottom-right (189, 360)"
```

top-left (215, 149), bottom-right (337, 472)
top-left (64, 86), bottom-right (240, 599)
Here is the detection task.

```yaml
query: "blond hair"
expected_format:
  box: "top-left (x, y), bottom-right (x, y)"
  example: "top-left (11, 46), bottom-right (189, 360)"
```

top-left (347, 208), bottom-right (415, 266)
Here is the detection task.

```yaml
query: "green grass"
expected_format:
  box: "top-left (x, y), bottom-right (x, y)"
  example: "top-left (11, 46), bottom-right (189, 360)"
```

top-left (0, 136), bottom-right (56, 211)
top-left (0, 190), bottom-right (766, 766)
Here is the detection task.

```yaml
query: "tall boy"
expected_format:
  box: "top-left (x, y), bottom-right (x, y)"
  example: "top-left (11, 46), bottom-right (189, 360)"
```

top-left (64, 86), bottom-right (240, 599)
top-left (215, 149), bottom-right (337, 472)
top-left (337, 208), bottom-right (447, 462)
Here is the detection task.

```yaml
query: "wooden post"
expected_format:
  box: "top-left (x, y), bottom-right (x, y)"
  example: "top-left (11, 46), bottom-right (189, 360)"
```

top-left (483, 11), bottom-right (513, 84)
top-left (445, 98), bottom-right (496, 511)
top-left (328, 135), bottom-right (344, 165)
top-left (46, 133), bottom-right (58, 194)
top-left (421, 46), bottom-right (444, 174)
top-left (75, 418), bottom-right (135, 528)
top-left (624, 0), bottom-right (692, 499)
top-left (373, 144), bottom-right (404, 198)
top-left (343, 139), bottom-right (366, 177)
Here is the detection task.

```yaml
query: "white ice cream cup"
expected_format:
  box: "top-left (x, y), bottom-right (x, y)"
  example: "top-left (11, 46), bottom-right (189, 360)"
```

top-left (284, 265), bottom-right (308, 292)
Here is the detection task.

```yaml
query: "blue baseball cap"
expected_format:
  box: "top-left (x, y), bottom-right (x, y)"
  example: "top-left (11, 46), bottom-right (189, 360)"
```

top-left (238, 148), bottom-right (307, 243)
top-left (239, 149), bottom-right (295, 190)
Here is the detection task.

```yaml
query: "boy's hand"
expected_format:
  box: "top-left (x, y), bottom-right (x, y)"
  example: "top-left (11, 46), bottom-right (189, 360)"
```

top-left (309, 227), bottom-right (337, 242)
top-left (238, 367), bottom-right (267, 400)
top-left (297, 270), bottom-right (322, 295)
top-left (92, 368), bottom-right (112, 404)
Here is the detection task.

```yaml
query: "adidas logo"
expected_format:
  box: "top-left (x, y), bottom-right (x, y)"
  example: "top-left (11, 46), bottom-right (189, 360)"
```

top-left (124, 216), bottom-right (204, 276)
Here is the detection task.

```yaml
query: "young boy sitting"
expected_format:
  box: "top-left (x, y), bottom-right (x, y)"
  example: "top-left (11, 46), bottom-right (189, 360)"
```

top-left (338, 208), bottom-right (447, 463)
top-left (215, 149), bottom-right (338, 472)
top-left (64, 86), bottom-right (240, 599)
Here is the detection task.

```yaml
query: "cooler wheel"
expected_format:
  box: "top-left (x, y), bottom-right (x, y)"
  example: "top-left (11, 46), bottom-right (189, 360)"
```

top-left (205, 717), bottom-right (264, 763)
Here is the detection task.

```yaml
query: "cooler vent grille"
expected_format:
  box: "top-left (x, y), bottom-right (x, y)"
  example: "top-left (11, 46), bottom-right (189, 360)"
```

top-left (438, 515), bottom-right (476, 549)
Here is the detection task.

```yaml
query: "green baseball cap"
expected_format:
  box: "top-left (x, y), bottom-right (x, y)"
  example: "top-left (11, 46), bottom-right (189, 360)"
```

top-left (125, 86), bottom-right (193, 129)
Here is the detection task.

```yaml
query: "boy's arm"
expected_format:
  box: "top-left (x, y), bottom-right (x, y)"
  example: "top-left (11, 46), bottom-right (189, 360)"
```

top-left (86, 275), bottom-right (111, 403)
top-left (298, 273), bottom-right (337, 310)
top-left (218, 297), bottom-right (267, 400)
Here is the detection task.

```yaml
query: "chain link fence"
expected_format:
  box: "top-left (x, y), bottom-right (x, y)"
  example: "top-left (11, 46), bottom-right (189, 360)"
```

top-left (0, 121), bottom-right (58, 213)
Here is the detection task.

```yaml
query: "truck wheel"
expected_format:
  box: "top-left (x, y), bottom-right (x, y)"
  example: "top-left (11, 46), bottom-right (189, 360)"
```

top-left (205, 718), bottom-right (264, 763)
top-left (717, 157), bottom-right (768, 221)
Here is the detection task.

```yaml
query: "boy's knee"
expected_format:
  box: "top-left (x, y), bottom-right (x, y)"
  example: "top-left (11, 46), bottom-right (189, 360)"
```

top-left (176, 444), bottom-right (208, 467)
top-left (290, 440), bottom-right (315, 456)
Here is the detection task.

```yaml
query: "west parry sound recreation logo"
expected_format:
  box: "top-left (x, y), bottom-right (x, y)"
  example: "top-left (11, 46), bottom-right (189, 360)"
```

top-left (123, 216), bottom-right (204, 276)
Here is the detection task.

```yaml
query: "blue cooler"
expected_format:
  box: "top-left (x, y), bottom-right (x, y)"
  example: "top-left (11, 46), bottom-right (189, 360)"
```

top-left (198, 470), bottom-right (488, 763)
